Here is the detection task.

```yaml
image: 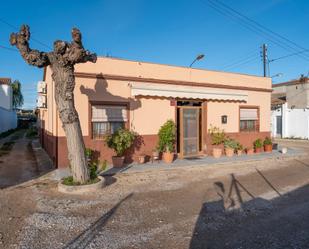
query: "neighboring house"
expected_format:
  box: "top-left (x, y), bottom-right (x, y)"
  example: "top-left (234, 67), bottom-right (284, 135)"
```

top-left (271, 76), bottom-right (309, 139)
top-left (0, 78), bottom-right (17, 133)
top-left (37, 57), bottom-right (271, 168)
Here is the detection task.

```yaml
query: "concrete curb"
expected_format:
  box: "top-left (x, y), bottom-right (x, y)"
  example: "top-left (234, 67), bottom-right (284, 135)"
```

top-left (57, 176), bottom-right (105, 194)
top-left (107, 151), bottom-right (308, 176)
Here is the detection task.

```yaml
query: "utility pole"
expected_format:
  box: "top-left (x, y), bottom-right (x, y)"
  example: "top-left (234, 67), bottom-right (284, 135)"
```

top-left (261, 44), bottom-right (268, 77)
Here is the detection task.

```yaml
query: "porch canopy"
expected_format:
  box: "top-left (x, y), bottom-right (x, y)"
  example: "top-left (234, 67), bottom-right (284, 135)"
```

top-left (131, 82), bottom-right (248, 102)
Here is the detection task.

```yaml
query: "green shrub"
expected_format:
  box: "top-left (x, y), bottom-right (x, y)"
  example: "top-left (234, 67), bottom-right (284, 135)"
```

top-left (88, 162), bottom-right (98, 180)
top-left (62, 176), bottom-right (100, 186)
top-left (224, 138), bottom-right (238, 150)
top-left (253, 138), bottom-right (263, 149)
top-left (105, 128), bottom-right (136, 156)
top-left (157, 120), bottom-right (176, 153)
top-left (236, 142), bottom-right (243, 151)
top-left (99, 160), bottom-right (108, 172)
top-left (85, 148), bottom-right (93, 160)
top-left (26, 127), bottom-right (38, 138)
top-left (263, 137), bottom-right (272, 146)
top-left (208, 125), bottom-right (226, 145)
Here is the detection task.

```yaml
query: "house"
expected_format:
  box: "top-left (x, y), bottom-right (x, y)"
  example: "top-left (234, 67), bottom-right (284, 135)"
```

top-left (0, 78), bottom-right (17, 133)
top-left (37, 57), bottom-right (271, 168)
top-left (271, 76), bottom-right (309, 139)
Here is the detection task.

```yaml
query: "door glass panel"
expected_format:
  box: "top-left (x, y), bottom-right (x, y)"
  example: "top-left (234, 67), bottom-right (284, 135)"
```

top-left (183, 109), bottom-right (198, 156)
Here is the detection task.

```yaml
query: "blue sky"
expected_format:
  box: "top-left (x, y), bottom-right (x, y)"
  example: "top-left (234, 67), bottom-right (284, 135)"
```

top-left (0, 0), bottom-right (308, 109)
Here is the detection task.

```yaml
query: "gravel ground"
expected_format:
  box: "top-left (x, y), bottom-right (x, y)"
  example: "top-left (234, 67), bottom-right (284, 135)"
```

top-left (1, 139), bottom-right (309, 249)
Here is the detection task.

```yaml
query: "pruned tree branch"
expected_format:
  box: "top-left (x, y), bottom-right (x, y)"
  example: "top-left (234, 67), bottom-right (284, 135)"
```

top-left (10, 24), bottom-right (98, 184)
top-left (10, 25), bottom-right (50, 68)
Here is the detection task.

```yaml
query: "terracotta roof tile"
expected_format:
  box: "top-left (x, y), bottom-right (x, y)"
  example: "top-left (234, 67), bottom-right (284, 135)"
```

top-left (0, 78), bottom-right (11, 85)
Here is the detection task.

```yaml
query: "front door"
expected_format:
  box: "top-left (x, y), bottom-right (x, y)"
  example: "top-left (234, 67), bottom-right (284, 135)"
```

top-left (180, 107), bottom-right (200, 157)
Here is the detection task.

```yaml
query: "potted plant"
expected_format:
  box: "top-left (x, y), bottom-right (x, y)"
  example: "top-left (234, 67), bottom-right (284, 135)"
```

top-left (157, 120), bottom-right (176, 163)
top-left (246, 147), bottom-right (254, 155)
top-left (224, 138), bottom-right (237, 157)
top-left (263, 137), bottom-right (273, 152)
top-left (152, 149), bottom-right (159, 162)
top-left (105, 128), bottom-right (136, 168)
top-left (253, 138), bottom-right (263, 153)
top-left (137, 154), bottom-right (146, 164)
top-left (236, 142), bottom-right (243, 156)
top-left (208, 125), bottom-right (226, 158)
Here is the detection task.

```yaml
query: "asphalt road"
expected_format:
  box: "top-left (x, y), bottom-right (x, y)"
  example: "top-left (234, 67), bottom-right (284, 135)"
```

top-left (1, 139), bottom-right (309, 249)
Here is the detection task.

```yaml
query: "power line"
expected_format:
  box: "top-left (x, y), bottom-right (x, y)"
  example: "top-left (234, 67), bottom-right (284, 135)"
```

top-left (221, 54), bottom-right (258, 70)
top-left (224, 55), bottom-right (259, 71)
top-left (215, 0), bottom-right (305, 57)
top-left (0, 44), bottom-right (18, 52)
top-left (207, 0), bottom-right (309, 61)
top-left (269, 49), bottom-right (309, 62)
top-left (212, 0), bottom-right (309, 58)
top-left (0, 17), bottom-right (51, 49)
top-left (219, 48), bottom-right (259, 69)
top-left (202, 0), bottom-right (309, 62)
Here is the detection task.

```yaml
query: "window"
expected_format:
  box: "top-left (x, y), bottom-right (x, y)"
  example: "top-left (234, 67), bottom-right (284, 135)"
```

top-left (240, 108), bottom-right (259, 132)
top-left (91, 105), bottom-right (127, 139)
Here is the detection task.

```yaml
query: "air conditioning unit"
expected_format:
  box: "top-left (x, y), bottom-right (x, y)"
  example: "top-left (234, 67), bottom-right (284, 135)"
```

top-left (37, 81), bottom-right (47, 94)
top-left (37, 95), bottom-right (47, 108)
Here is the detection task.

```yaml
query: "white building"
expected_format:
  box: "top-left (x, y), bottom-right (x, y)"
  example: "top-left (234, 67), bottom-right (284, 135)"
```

top-left (0, 78), bottom-right (17, 133)
top-left (271, 76), bottom-right (309, 139)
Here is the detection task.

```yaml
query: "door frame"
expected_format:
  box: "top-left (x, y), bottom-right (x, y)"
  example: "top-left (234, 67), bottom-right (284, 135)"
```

top-left (178, 106), bottom-right (203, 158)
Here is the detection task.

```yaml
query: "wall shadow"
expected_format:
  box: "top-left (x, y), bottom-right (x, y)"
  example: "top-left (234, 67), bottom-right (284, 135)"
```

top-left (80, 78), bottom-right (142, 163)
top-left (190, 176), bottom-right (309, 249)
top-left (63, 193), bottom-right (133, 249)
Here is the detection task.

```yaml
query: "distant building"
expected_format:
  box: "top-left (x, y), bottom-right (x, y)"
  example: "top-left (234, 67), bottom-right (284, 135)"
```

top-left (0, 78), bottom-right (17, 133)
top-left (271, 76), bottom-right (309, 139)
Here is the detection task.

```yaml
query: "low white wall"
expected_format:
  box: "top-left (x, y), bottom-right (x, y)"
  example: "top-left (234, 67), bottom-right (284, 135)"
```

top-left (271, 103), bottom-right (309, 139)
top-left (0, 84), bottom-right (12, 110)
top-left (0, 107), bottom-right (17, 134)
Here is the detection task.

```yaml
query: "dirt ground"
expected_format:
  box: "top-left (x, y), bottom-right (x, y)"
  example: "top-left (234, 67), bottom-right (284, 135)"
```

top-left (1, 136), bottom-right (309, 249)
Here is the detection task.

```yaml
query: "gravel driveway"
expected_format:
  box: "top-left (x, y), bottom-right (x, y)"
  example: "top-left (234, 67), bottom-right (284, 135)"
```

top-left (1, 139), bottom-right (309, 249)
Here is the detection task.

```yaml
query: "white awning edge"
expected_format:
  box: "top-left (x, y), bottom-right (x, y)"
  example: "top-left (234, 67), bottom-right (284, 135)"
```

top-left (131, 82), bottom-right (248, 102)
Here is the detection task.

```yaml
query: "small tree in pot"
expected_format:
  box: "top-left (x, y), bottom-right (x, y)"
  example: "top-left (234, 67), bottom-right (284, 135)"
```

top-left (157, 120), bottom-right (176, 163)
top-left (208, 125), bottom-right (226, 158)
top-left (224, 138), bottom-right (238, 157)
top-left (254, 138), bottom-right (263, 153)
top-left (263, 137), bottom-right (273, 152)
top-left (105, 128), bottom-right (136, 168)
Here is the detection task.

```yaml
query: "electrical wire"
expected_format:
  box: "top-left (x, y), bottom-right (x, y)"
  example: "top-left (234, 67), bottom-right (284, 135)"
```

top-left (269, 49), bottom-right (309, 62)
top-left (0, 44), bottom-right (18, 52)
top-left (219, 49), bottom-right (259, 70)
top-left (0, 17), bottom-right (51, 49)
top-left (212, 0), bottom-right (309, 59)
top-left (224, 55), bottom-right (260, 71)
top-left (202, 0), bottom-right (309, 62)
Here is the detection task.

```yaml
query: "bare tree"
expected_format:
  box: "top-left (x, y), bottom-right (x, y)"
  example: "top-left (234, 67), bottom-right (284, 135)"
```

top-left (10, 25), bottom-right (97, 183)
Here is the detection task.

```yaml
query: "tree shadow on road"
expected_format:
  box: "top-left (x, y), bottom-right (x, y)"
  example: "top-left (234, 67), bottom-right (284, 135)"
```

top-left (63, 193), bottom-right (133, 249)
top-left (189, 174), bottom-right (309, 249)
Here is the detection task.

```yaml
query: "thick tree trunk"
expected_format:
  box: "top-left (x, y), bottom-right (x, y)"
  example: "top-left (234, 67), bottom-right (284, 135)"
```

top-left (10, 25), bottom-right (96, 184)
top-left (53, 65), bottom-right (89, 183)
top-left (63, 121), bottom-right (89, 182)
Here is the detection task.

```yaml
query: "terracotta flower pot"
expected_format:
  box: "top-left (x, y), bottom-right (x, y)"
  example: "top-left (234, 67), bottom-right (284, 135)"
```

top-left (246, 148), bottom-right (254, 155)
top-left (236, 150), bottom-right (242, 156)
top-left (163, 152), bottom-right (174, 163)
top-left (255, 147), bottom-right (262, 153)
top-left (225, 148), bottom-right (234, 157)
top-left (264, 144), bottom-right (272, 153)
top-left (212, 148), bottom-right (222, 158)
top-left (138, 155), bottom-right (146, 164)
top-left (112, 156), bottom-right (125, 168)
